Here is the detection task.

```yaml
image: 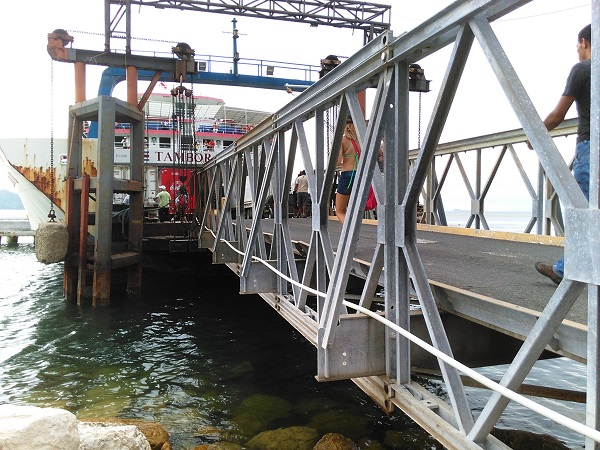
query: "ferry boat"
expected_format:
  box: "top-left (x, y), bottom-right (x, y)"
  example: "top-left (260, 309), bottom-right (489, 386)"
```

top-left (0, 92), bottom-right (272, 229)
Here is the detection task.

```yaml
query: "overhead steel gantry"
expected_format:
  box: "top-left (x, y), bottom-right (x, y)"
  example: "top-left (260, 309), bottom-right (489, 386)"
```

top-left (105, 0), bottom-right (391, 46)
top-left (191, 0), bottom-right (600, 449)
top-left (49, 1), bottom-right (391, 131)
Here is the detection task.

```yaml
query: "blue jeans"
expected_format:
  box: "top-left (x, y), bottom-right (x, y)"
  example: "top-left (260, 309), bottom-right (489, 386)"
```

top-left (553, 140), bottom-right (590, 277)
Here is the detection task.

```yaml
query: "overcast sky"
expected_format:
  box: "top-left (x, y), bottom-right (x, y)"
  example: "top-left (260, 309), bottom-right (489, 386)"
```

top-left (0, 0), bottom-right (592, 209)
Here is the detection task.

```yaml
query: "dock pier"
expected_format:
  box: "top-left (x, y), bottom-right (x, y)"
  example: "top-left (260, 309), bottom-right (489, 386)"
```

top-left (0, 219), bottom-right (35, 245)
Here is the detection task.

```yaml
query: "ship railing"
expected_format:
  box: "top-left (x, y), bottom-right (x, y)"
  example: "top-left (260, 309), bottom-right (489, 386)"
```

top-left (197, 123), bottom-right (250, 135)
top-left (194, 53), bottom-right (320, 82)
top-left (117, 49), bottom-right (320, 82)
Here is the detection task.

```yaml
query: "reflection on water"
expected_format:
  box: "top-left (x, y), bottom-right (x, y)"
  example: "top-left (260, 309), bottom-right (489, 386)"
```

top-left (0, 244), bottom-right (429, 449)
top-left (0, 241), bottom-right (587, 449)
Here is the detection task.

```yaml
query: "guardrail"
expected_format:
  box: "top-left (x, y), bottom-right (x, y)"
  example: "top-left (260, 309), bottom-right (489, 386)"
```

top-left (416, 118), bottom-right (578, 235)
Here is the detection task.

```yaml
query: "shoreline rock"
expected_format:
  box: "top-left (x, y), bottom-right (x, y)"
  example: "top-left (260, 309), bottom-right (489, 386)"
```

top-left (0, 405), bottom-right (171, 450)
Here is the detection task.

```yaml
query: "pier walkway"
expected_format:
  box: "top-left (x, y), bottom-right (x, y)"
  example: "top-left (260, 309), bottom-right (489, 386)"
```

top-left (275, 218), bottom-right (581, 322)
top-left (186, 2), bottom-right (600, 447)
top-left (0, 219), bottom-right (34, 244)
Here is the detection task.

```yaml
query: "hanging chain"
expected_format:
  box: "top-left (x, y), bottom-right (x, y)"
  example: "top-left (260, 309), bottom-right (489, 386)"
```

top-left (48, 60), bottom-right (57, 222)
top-left (418, 92), bottom-right (423, 149)
top-left (189, 76), bottom-right (199, 174)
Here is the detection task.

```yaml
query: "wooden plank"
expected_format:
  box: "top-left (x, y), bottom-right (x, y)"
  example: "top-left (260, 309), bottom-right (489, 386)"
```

top-left (110, 251), bottom-right (141, 269)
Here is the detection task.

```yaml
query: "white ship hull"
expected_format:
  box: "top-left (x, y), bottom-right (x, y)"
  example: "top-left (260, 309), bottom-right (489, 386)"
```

top-left (0, 138), bottom-right (69, 230)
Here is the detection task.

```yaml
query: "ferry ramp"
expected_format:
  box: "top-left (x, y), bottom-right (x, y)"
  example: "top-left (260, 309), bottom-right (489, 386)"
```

top-left (188, 1), bottom-right (600, 447)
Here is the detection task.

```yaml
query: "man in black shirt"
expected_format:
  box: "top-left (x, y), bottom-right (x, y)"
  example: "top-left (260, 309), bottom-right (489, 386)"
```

top-left (534, 24), bottom-right (592, 285)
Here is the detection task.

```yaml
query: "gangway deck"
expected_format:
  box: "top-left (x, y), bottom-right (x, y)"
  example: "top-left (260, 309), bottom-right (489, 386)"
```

top-left (273, 219), bottom-right (582, 323)
top-left (220, 218), bottom-right (587, 366)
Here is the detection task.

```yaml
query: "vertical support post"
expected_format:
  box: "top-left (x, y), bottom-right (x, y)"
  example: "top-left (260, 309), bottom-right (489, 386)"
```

top-left (64, 110), bottom-right (84, 302)
top-left (232, 18), bottom-right (239, 76)
top-left (127, 111), bottom-right (144, 296)
top-left (586, 4), bottom-right (600, 448)
top-left (275, 131), bottom-right (289, 295)
top-left (63, 176), bottom-right (77, 302)
top-left (387, 62), bottom-right (411, 383)
top-left (92, 97), bottom-right (117, 306)
top-left (126, 66), bottom-right (138, 108)
top-left (536, 164), bottom-right (544, 235)
top-left (425, 162), bottom-right (434, 224)
top-left (104, 0), bottom-right (111, 52)
top-left (74, 62), bottom-right (86, 103)
top-left (315, 108), bottom-right (327, 307)
top-left (235, 151), bottom-right (245, 258)
top-left (475, 149), bottom-right (481, 229)
top-left (125, 0), bottom-right (132, 54)
top-left (77, 174), bottom-right (90, 305)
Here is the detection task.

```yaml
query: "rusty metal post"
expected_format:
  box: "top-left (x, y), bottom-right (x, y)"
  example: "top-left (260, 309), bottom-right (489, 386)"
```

top-left (77, 174), bottom-right (90, 305)
top-left (74, 62), bottom-right (86, 103)
top-left (126, 66), bottom-right (139, 108)
top-left (92, 97), bottom-right (117, 306)
top-left (127, 110), bottom-right (145, 296)
top-left (357, 90), bottom-right (367, 118)
top-left (63, 176), bottom-right (77, 302)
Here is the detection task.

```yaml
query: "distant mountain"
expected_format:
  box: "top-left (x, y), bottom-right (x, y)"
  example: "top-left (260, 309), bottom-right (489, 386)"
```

top-left (0, 189), bottom-right (24, 210)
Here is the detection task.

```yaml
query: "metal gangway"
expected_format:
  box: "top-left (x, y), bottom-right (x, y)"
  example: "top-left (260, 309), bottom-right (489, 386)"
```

top-left (189, 1), bottom-right (600, 449)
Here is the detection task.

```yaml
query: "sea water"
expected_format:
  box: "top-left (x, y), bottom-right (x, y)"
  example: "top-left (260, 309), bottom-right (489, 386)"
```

top-left (0, 222), bottom-right (588, 449)
top-left (444, 209), bottom-right (536, 233)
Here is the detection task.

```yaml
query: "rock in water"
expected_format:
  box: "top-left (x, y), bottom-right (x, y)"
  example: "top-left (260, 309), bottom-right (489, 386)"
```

top-left (78, 422), bottom-right (151, 450)
top-left (0, 404), bottom-right (79, 450)
top-left (35, 222), bottom-right (68, 263)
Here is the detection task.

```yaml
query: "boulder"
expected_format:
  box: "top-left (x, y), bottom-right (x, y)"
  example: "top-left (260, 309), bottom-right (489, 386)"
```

top-left (78, 422), bottom-right (150, 450)
top-left (313, 433), bottom-right (358, 450)
top-left (246, 426), bottom-right (319, 450)
top-left (35, 222), bottom-right (68, 263)
top-left (192, 443), bottom-right (242, 450)
top-left (491, 428), bottom-right (570, 450)
top-left (81, 418), bottom-right (170, 450)
top-left (0, 404), bottom-right (79, 450)
top-left (231, 393), bottom-right (292, 438)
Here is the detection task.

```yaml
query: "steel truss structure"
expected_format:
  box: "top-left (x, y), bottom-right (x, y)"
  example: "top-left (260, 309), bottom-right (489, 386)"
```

top-left (416, 119), bottom-right (578, 235)
top-left (105, 0), bottom-right (391, 47)
top-left (190, 1), bottom-right (599, 448)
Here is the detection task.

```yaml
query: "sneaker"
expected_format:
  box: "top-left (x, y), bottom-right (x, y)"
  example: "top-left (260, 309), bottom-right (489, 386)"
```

top-left (534, 262), bottom-right (562, 285)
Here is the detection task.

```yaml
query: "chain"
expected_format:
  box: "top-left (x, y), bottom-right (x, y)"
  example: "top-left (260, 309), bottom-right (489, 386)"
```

top-left (418, 92), bottom-right (422, 149)
top-left (67, 29), bottom-right (177, 44)
top-left (48, 60), bottom-right (56, 222)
